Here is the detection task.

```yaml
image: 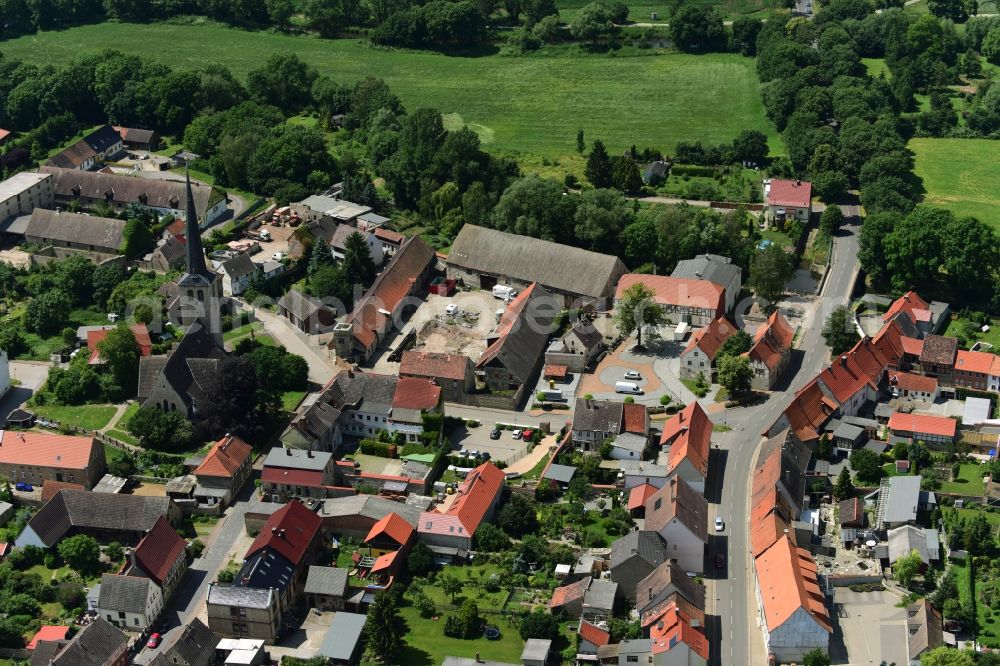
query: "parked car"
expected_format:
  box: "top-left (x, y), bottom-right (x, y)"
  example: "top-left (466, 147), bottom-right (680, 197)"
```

top-left (715, 553), bottom-right (725, 569)
top-left (511, 429), bottom-right (523, 439)
top-left (14, 482), bottom-right (32, 492)
top-left (147, 633), bottom-right (161, 649)
top-left (715, 516), bottom-right (725, 532)
top-left (624, 370), bottom-right (642, 380)
top-left (445, 303), bottom-right (460, 316)
top-left (272, 251), bottom-right (286, 261)
top-left (489, 428), bottom-right (501, 440)
top-left (521, 429), bottom-right (535, 441)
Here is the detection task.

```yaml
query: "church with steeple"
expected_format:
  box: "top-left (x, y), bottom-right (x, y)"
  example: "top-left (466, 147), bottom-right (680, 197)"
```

top-left (175, 172), bottom-right (224, 347)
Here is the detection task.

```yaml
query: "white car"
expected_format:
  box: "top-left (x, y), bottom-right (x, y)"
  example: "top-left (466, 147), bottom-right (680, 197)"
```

top-left (624, 370), bottom-right (642, 380)
top-left (272, 252), bottom-right (285, 261)
top-left (445, 304), bottom-right (460, 316)
top-left (715, 517), bottom-right (725, 532)
top-left (511, 429), bottom-right (523, 439)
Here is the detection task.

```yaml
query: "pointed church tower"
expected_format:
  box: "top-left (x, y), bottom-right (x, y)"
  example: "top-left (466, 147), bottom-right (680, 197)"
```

top-left (177, 171), bottom-right (223, 346)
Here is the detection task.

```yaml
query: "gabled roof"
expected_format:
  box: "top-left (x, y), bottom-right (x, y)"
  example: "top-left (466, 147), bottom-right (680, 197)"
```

top-left (87, 324), bottom-right (153, 364)
top-left (303, 566), bottom-right (349, 597)
top-left (24, 208), bottom-right (126, 252)
top-left (901, 336), bottom-right (924, 356)
top-left (132, 515), bottom-right (186, 587)
top-left (627, 483), bottom-right (659, 511)
top-left (767, 178), bottom-right (812, 208)
top-left (245, 500), bottom-right (321, 567)
top-left (671, 254), bottom-right (741, 291)
top-left (221, 252), bottom-right (257, 279)
top-left (817, 339), bottom-right (887, 404)
top-left (477, 283), bottom-right (556, 382)
top-left (839, 497), bottom-right (863, 527)
top-left (746, 310), bottom-right (794, 370)
top-left (573, 398), bottom-right (624, 434)
top-left (616, 274), bottom-right (724, 313)
top-left (137, 323), bottom-right (225, 406)
top-left (919, 334), bottom-right (958, 367)
top-left (446, 461), bottom-right (505, 534)
top-left (907, 598), bottom-right (943, 660)
top-left (49, 617), bottom-right (127, 666)
top-left (399, 350), bottom-right (471, 381)
top-left (754, 535), bottom-right (831, 634)
top-left (194, 434), bottom-right (252, 479)
top-left (622, 402), bottom-right (649, 434)
top-left (277, 289), bottom-right (334, 322)
top-left (365, 512), bottom-right (415, 547)
top-left (955, 349), bottom-right (996, 375)
top-left (98, 574), bottom-right (154, 615)
top-left (578, 619), bottom-right (611, 647)
top-left (150, 618), bottom-right (218, 666)
top-left (40, 480), bottom-right (84, 503)
top-left (22, 490), bottom-right (173, 547)
top-left (661, 402), bottom-right (711, 479)
top-left (779, 380), bottom-right (837, 442)
top-left (27, 625), bottom-right (70, 650)
top-left (648, 601), bottom-right (709, 660)
top-left (887, 412), bottom-right (956, 438)
top-left (610, 530), bottom-right (667, 569)
top-left (549, 577), bottom-right (589, 609)
top-left (448, 224), bottom-right (625, 299)
top-left (683, 316), bottom-right (737, 360)
top-left (644, 478), bottom-right (708, 542)
top-left (890, 372), bottom-right (938, 394)
top-left (636, 561), bottom-right (706, 611)
top-left (883, 291), bottom-right (929, 323)
top-left (0, 431), bottom-right (97, 470)
top-left (391, 376), bottom-right (440, 411)
top-left (373, 227), bottom-right (405, 244)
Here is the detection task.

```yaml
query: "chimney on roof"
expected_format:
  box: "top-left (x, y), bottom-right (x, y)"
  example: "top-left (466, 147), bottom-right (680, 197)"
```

top-left (840, 355), bottom-right (847, 366)
top-left (669, 477), bottom-right (677, 500)
top-left (795, 179), bottom-right (801, 186)
top-left (286, 448), bottom-right (292, 456)
top-left (271, 527), bottom-right (278, 534)
top-left (307, 449), bottom-right (313, 458)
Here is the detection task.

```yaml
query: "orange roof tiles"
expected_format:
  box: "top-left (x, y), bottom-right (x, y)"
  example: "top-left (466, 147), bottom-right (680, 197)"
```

top-left (754, 535), bottom-right (831, 634)
top-left (616, 274), bottom-right (724, 315)
top-left (577, 619), bottom-right (611, 647)
top-left (370, 549), bottom-right (399, 574)
top-left (747, 310), bottom-right (794, 370)
top-left (901, 337), bottom-right (924, 356)
top-left (373, 227), bottom-right (405, 244)
top-left (767, 179), bottom-right (812, 208)
top-left (683, 316), bottom-right (737, 360)
top-left (660, 402), bottom-right (711, 479)
top-left (194, 434), bottom-right (252, 479)
top-left (365, 512), bottom-right (415, 547)
top-left (133, 515), bottom-right (186, 587)
top-left (816, 338), bottom-right (887, 404)
top-left (883, 291), bottom-right (929, 323)
top-left (550, 577), bottom-right (589, 609)
top-left (628, 483), bottom-right (658, 510)
top-left (446, 462), bottom-right (505, 534)
top-left (27, 625), bottom-right (69, 650)
top-left (780, 380), bottom-right (837, 442)
top-left (399, 350), bottom-right (470, 381)
top-left (245, 500), bottom-right (321, 566)
top-left (648, 602), bottom-right (709, 660)
top-left (86, 324), bottom-right (153, 364)
top-left (887, 412), bottom-right (957, 439)
top-left (392, 376), bottom-right (441, 411)
top-left (890, 372), bottom-right (938, 394)
top-left (0, 431), bottom-right (97, 470)
top-left (955, 350), bottom-right (997, 375)
top-left (622, 402), bottom-right (649, 435)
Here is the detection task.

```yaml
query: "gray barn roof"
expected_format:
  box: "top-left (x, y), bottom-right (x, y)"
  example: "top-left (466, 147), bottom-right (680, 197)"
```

top-left (671, 254), bottom-right (741, 290)
top-left (98, 574), bottom-right (154, 615)
top-left (542, 464), bottom-right (576, 484)
top-left (303, 566), bottom-right (348, 597)
top-left (317, 611), bottom-right (366, 661)
top-left (25, 208), bottom-right (126, 252)
top-left (50, 617), bottom-right (127, 666)
top-left (879, 476), bottom-right (921, 526)
top-left (448, 224), bottom-right (626, 299)
top-left (24, 490), bottom-right (174, 547)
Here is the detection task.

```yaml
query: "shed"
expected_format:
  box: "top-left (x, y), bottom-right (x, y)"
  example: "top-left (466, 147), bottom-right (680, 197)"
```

top-left (317, 611), bottom-right (366, 663)
top-left (542, 464), bottom-right (576, 486)
top-left (521, 638), bottom-right (552, 666)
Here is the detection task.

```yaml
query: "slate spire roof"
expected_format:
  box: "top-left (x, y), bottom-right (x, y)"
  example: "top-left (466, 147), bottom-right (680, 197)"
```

top-left (178, 170), bottom-right (212, 288)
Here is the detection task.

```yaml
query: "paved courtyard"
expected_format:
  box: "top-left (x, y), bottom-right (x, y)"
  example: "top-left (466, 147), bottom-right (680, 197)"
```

top-left (578, 336), bottom-right (701, 407)
top-left (830, 588), bottom-right (909, 666)
top-left (446, 422), bottom-right (529, 464)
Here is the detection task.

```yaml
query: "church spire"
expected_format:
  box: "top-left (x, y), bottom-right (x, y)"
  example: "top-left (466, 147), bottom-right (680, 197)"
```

top-left (178, 170), bottom-right (212, 286)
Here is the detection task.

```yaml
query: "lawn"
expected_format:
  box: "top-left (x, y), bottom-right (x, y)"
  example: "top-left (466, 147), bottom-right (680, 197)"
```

top-left (281, 390), bottom-right (307, 412)
top-left (910, 138), bottom-right (1000, 232)
top-left (33, 404), bottom-right (118, 431)
top-left (110, 401), bottom-right (139, 430)
top-left (945, 506), bottom-right (1000, 528)
top-left (0, 22), bottom-right (781, 159)
top-left (945, 316), bottom-right (1000, 351)
top-left (938, 462), bottom-right (987, 496)
top-left (862, 58), bottom-right (889, 78)
top-left (223, 321), bottom-right (265, 343)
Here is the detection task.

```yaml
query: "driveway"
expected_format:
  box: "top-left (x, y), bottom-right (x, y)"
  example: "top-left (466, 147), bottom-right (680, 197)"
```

top-left (830, 587), bottom-right (909, 665)
top-left (251, 306), bottom-right (337, 386)
top-left (0, 360), bottom-right (49, 420)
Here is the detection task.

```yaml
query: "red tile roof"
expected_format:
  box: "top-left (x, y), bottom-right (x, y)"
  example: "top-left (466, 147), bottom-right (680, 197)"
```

top-left (871, 318), bottom-right (907, 368)
top-left (780, 380), bottom-right (837, 442)
top-left (767, 179), bottom-right (812, 209)
top-left (86, 324), bottom-right (153, 365)
top-left (373, 228), bottom-right (405, 244)
top-left (27, 625), bottom-right (69, 650)
top-left (901, 336), bottom-right (924, 356)
top-left (883, 291), bottom-right (929, 323)
top-left (817, 339), bottom-right (887, 404)
top-left (616, 275), bottom-right (724, 315)
top-left (370, 549), bottom-right (400, 574)
top-left (887, 412), bottom-right (957, 439)
top-left (194, 434), bottom-right (252, 479)
top-left (41, 480), bottom-right (85, 503)
top-left (683, 316), bottom-right (737, 360)
top-left (549, 577), bottom-right (589, 609)
top-left (165, 219), bottom-right (186, 237)
top-left (955, 350), bottom-right (997, 375)
top-left (544, 364), bottom-right (568, 379)
top-left (622, 403), bottom-right (649, 435)
top-left (261, 467), bottom-right (325, 487)
top-left (577, 619), bottom-right (610, 647)
top-left (746, 311), bottom-right (794, 370)
top-left (648, 602), bottom-right (709, 660)
top-left (660, 402), bottom-right (711, 479)
top-left (889, 372), bottom-right (938, 394)
top-left (0, 129), bottom-right (11, 142)
top-left (0, 431), bottom-right (97, 470)
top-left (392, 377), bottom-right (441, 411)
top-left (399, 350), bottom-right (470, 381)
top-left (365, 512), bottom-right (415, 547)
top-left (447, 462), bottom-right (505, 534)
top-left (641, 593), bottom-right (706, 630)
top-left (839, 497), bottom-right (863, 527)
top-left (755, 536), bottom-right (831, 634)
top-left (628, 483), bottom-right (658, 510)
top-left (133, 515), bottom-right (186, 588)
top-left (245, 500), bottom-right (321, 566)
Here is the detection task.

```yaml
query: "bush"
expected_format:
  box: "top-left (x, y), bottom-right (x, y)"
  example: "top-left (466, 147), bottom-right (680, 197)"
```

top-left (659, 394), bottom-right (672, 406)
top-left (7, 545), bottom-right (45, 570)
top-left (412, 590), bottom-right (436, 618)
top-left (359, 439), bottom-right (392, 457)
top-left (670, 164), bottom-right (719, 178)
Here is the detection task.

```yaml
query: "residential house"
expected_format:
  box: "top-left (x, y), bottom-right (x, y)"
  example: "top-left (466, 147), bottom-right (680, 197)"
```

top-left (887, 525), bottom-right (940, 566)
top-left (768, 380), bottom-right (838, 445)
top-left (256, 259), bottom-right (285, 281)
top-left (745, 310), bottom-right (795, 390)
top-left (418, 462), bottom-right (505, 551)
top-left (277, 289), bottom-right (338, 334)
top-left (373, 227), bottom-right (405, 257)
top-left (331, 236), bottom-right (436, 363)
top-left (670, 254), bottom-right (742, 314)
top-left (31, 617), bottom-right (128, 666)
top-left (660, 402), bottom-right (711, 495)
top-left (217, 253), bottom-right (258, 297)
top-left (635, 561), bottom-right (706, 617)
top-left (303, 566), bottom-right (349, 611)
top-left (365, 511), bottom-right (416, 555)
top-left (647, 600), bottom-right (709, 666)
top-left (316, 611), bottom-right (367, 665)
top-left (875, 476), bottom-right (936, 530)
top-left (192, 434), bottom-right (253, 510)
top-left (260, 447), bottom-right (337, 502)
top-left (46, 125), bottom-right (124, 170)
top-left (917, 335), bottom-right (958, 384)
top-left (125, 515), bottom-right (188, 599)
top-left (0, 431), bottom-right (105, 489)
top-left (0, 172), bottom-right (54, 223)
top-left (545, 319), bottom-right (605, 373)
top-left (86, 324), bottom-right (152, 366)
top-left (23, 208), bottom-right (126, 256)
top-left (446, 224), bottom-right (627, 308)
top-left (621, 461), bottom-right (670, 490)
top-left (328, 223), bottom-right (384, 266)
top-left (390, 376), bottom-right (442, 444)
top-left (146, 235), bottom-right (187, 273)
top-left (954, 349), bottom-right (997, 391)
top-left (616, 274), bottom-right (725, 329)
top-left (890, 372), bottom-right (939, 401)
top-left (399, 350), bottom-right (474, 403)
top-left (749, 429), bottom-right (811, 559)
top-left (41, 166), bottom-right (228, 226)
top-left (609, 432), bottom-right (648, 461)
top-left (98, 574), bottom-right (163, 630)
top-left (317, 495), bottom-right (422, 541)
top-left (883, 291), bottom-right (950, 336)
top-left (831, 422), bottom-right (866, 455)
top-left (765, 178), bottom-right (812, 223)
top-left (113, 126), bottom-right (159, 151)
top-left (475, 283), bottom-right (558, 407)
top-left (839, 497), bottom-right (864, 529)
top-left (578, 620), bottom-right (611, 656)
top-left (815, 339), bottom-right (891, 417)
top-left (296, 196), bottom-right (371, 225)
top-left (572, 398), bottom-right (650, 454)
top-left (206, 586), bottom-right (279, 645)
top-left (753, 535), bottom-right (831, 663)
top-left (906, 598), bottom-right (943, 665)
top-left (610, 532), bottom-right (668, 603)
top-left (887, 412), bottom-right (957, 447)
top-left (138, 324), bottom-right (226, 418)
top-left (147, 618), bottom-right (219, 666)
top-left (643, 478), bottom-right (708, 573)
top-left (679, 316), bottom-right (737, 381)
top-left (16, 490), bottom-right (179, 548)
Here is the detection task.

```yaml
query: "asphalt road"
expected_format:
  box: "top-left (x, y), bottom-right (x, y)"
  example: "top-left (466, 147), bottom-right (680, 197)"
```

top-left (707, 211), bottom-right (861, 666)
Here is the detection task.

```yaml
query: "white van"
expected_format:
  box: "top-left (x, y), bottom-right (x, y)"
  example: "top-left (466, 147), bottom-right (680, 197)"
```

top-left (492, 285), bottom-right (517, 300)
top-left (615, 381), bottom-right (643, 395)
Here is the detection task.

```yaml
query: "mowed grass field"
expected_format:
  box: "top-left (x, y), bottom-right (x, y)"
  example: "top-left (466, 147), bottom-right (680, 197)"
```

top-left (910, 137), bottom-right (1000, 231)
top-left (0, 21), bottom-right (780, 158)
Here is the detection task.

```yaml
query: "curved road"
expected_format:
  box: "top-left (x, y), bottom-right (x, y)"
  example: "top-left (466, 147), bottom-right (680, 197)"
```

top-left (707, 209), bottom-right (861, 666)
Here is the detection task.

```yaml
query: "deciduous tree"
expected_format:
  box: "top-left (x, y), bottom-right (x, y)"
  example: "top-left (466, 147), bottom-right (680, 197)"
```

top-left (613, 282), bottom-right (666, 349)
top-left (718, 355), bottom-right (752, 397)
top-left (822, 306), bottom-right (859, 355)
top-left (748, 243), bottom-right (792, 309)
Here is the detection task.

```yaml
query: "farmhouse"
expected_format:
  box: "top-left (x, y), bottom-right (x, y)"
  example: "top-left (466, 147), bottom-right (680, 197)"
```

top-left (0, 171), bottom-right (54, 224)
top-left (610, 531), bottom-right (668, 603)
top-left (113, 126), bottom-right (160, 151)
top-left (399, 350), bottom-right (474, 403)
top-left (446, 224), bottom-right (627, 308)
top-left (46, 125), bottom-right (124, 171)
top-left (0, 430), bottom-right (105, 489)
top-left (765, 178), bottom-right (812, 223)
top-left (98, 574), bottom-right (163, 630)
top-left (417, 462), bottom-right (504, 551)
top-left (660, 402), bottom-right (711, 495)
top-left (670, 254), bottom-right (742, 314)
top-left (190, 434), bottom-right (254, 510)
top-left (745, 310), bottom-right (795, 390)
top-left (887, 412), bottom-right (957, 446)
top-left (889, 372), bottom-right (939, 401)
top-left (23, 208), bottom-right (126, 256)
top-left (277, 289), bottom-right (338, 334)
top-left (679, 316), bottom-right (737, 381)
top-left (216, 253), bottom-right (258, 297)
top-left (571, 398), bottom-right (649, 454)
top-left (615, 274), bottom-right (725, 328)
top-left (32, 617), bottom-right (128, 666)
top-left (317, 495), bottom-right (422, 541)
top-left (260, 447), bottom-right (337, 501)
top-left (124, 515), bottom-right (188, 599)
